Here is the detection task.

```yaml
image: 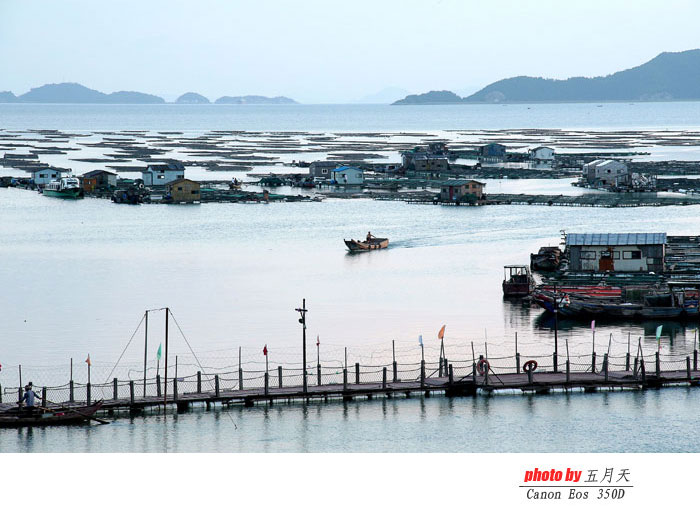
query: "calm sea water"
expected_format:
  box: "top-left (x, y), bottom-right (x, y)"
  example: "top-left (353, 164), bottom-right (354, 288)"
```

top-left (2, 103), bottom-right (700, 452)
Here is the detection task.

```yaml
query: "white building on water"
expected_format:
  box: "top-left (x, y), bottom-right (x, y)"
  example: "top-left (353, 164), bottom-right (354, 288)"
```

top-left (529, 146), bottom-right (555, 162)
top-left (30, 166), bottom-right (71, 186)
top-left (583, 159), bottom-right (629, 187)
top-left (330, 166), bottom-right (364, 185)
top-left (142, 161), bottom-right (185, 186)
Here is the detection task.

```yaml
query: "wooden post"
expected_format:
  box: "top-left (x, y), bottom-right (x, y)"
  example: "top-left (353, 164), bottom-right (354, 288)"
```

top-left (264, 372), bottom-right (269, 396)
top-left (553, 352), bottom-right (558, 373)
top-left (238, 367), bottom-right (243, 391)
top-left (393, 361), bottom-right (398, 382)
top-left (197, 371), bottom-right (202, 393)
top-left (355, 362), bottom-right (360, 385)
top-left (448, 364), bottom-right (454, 385)
top-left (626, 352), bottom-right (631, 372)
top-left (516, 352), bottom-right (521, 374)
top-left (113, 378), bottom-right (118, 400)
top-left (382, 367), bottom-right (387, 390)
top-left (695, 349), bottom-right (698, 371)
top-left (156, 374), bottom-right (162, 397)
top-left (687, 356), bottom-right (692, 382)
top-left (472, 362), bottom-right (477, 383)
top-left (343, 368), bottom-right (348, 391)
top-left (130, 380), bottom-right (135, 404)
top-left (603, 353), bottom-right (609, 382)
top-left (566, 359), bottom-right (570, 382)
top-left (444, 358), bottom-right (449, 377)
top-left (278, 366), bottom-right (283, 388)
top-left (69, 380), bottom-right (74, 402)
top-left (641, 359), bottom-right (646, 384)
top-left (591, 352), bottom-right (596, 373)
top-left (655, 352), bottom-right (660, 377)
top-left (0, 384), bottom-right (2, 403)
top-left (420, 360), bottom-right (425, 388)
top-left (634, 357), bottom-right (639, 376)
top-left (86, 383), bottom-right (91, 405)
top-left (215, 375), bottom-right (220, 397)
top-left (41, 387), bottom-right (47, 408)
top-left (317, 364), bottom-right (321, 386)
top-left (173, 377), bottom-right (178, 401)
top-left (527, 366), bottom-right (533, 384)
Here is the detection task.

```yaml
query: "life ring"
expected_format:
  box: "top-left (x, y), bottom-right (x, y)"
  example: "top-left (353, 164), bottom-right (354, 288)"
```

top-left (523, 360), bottom-right (538, 373)
top-left (477, 359), bottom-right (490, 376)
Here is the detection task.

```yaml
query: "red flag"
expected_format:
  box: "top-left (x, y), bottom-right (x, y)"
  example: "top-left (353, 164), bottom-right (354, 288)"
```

top-left (316, 335), bottom-right (320, 348)
top-left (263, 345), bottom-right (268, 356)
top-left (438, 325), bottom-right (446, 340)
top-left (85, 354), bottom-right (91, 367)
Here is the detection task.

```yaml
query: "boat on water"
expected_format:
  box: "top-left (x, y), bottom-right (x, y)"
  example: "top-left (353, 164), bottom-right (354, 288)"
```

top-left (530, 246), bottom-right (562, 272)
top-left (42, 177), bottom-right (83, 199)
top-left (502, 265), bottom-right (535, 297)
top-left (533, 286), bottom-right (699, 320)
top-left (0, 400), bottom-right (103, 428)
top-left (344, 237), bottom-right (389, 252)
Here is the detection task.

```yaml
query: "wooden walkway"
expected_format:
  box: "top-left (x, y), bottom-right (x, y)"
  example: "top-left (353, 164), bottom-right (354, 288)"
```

top-left (4, 367), bottom-right (694, 416)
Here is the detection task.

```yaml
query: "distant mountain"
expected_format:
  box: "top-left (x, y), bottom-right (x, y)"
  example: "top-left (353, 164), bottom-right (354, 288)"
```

top-left (18, 83), bottom-right (107, 103)
top-left (392, 90), bottom-right (463, 105)
top-left (0, 91), bottom-right (17, 103)
top-left (214, 95), bottom-right (298, 105)
top-left (176, 92), bottom-right (210, 104)
top-left (10, 82), bottom-right (163, 103)
top-left (394, 50), bottom-right (700, 104)
top-left (357, 87), bottom-right (410, 104)
top-left (105, 91), bottom-right (164, 103)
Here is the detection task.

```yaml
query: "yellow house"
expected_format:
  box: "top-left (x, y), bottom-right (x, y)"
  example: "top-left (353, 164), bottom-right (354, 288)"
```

top-left (166, 178), bottom-right (201, 203)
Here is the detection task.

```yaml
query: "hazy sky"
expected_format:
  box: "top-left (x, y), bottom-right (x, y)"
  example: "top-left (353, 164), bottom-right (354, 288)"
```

top-left (1, 0), bottom-right (699, 103)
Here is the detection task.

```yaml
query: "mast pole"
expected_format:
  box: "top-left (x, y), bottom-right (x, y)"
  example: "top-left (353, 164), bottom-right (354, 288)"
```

top-left (164, 307), bottom-right (169, 409)
top-left (143, 310), bottom-right (149, 397)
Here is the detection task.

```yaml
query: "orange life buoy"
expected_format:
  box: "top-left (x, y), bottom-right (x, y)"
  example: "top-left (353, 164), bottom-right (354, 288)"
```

top-left (523, 360), bottom-right (538, 373)
top-left (477, 359), bottom-right (490, 376)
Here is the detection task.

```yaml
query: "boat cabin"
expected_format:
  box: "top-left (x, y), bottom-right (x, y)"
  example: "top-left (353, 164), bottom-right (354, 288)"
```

top-left (502, 265), bottom-right (534, 297)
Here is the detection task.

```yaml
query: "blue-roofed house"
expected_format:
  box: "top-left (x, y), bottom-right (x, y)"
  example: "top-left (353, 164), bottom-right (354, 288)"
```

top-left (566, 233), bottom-right (666, 272)
top-left (330, 165), bottom-right (364, 186)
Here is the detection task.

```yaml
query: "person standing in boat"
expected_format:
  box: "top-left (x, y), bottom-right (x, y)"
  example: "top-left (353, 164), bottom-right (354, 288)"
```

top-left (366, 231), bottom-right (374, 242)
top-left (18, 382), bottom-right (41, 411)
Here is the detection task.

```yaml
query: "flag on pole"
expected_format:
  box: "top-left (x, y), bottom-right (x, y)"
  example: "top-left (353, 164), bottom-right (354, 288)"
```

top-left (316, 335), bottom-right (320, 348)
top-left (656, 325), bottom-right (663, 340)
top-left (85, 354), bottom-right (91, 367)
top-left (438, 325), bottom-right (446, 340)
top-left (418, 335), bottom-right (423, 347)
top-left (591, 320), bottom-right (596, 332)
top-left (157, 343), bottom-right (162, 360)
top-left (263, 344), bottom-right (268, 356)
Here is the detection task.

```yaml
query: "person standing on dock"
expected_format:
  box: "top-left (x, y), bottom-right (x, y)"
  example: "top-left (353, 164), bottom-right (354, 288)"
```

top-left (18, 382), bottom-right (41, 412)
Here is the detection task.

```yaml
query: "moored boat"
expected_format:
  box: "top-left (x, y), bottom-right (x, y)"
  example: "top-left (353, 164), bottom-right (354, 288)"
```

top-left (344, 237), bottom-right (389, 252)
top-left (502, 265), bottom-right (535, 297)
top-left (42, 177), bottom-right (83, 199)
top-left (0, 400), bottom-right (103, 427)
top-left (530, 246), bottom-right (562, 272)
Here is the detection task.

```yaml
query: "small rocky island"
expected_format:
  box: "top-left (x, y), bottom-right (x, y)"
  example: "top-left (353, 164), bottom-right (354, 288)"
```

top-left (175, 92), bottom-right (210, 104)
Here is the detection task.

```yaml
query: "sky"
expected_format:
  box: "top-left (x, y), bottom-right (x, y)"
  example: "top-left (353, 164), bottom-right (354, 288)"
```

top-left (1, 0), bottom-right (699, 103)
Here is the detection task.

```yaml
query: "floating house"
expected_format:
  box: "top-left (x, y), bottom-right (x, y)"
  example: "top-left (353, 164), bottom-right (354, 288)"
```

top-left (81, 169), bottom-right (117, 192)
top-left (142, 161), bottom-right (185, 186)
top-left (330, 166), bottom-right (364, 185)
top-left (401, 142), bottom-right (449, 170)
top-left (308, 161), bottom-right (339, 179)
top-left (478, 143), bottom-right (506, 159)
top-left (583, 159), bottom-right (629, 187)
top-left (529, 146), bottom-right (555, 162)
top-left (165, 178), bottom-right (200, 203)
top-left (29, 166), bottom-right (71, 186)
top-left (566, 233), bottom-right (666, 273)
top-left (413, 155), bottom-right (450, 172)
top-left (439, 179), bottom-right (485, 203)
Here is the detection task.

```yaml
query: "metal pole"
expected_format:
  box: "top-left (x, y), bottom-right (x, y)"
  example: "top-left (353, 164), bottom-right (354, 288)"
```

top-left (553, 283), bottom-right (559, 364)
top-left (295, 298), bottom-right (308, 394)
top-left (164, 307), bottom-right (169, 408)
top-left (143, 310), bottom-right (148, 397)
top-left (70, 358), bottom-right (73, 381)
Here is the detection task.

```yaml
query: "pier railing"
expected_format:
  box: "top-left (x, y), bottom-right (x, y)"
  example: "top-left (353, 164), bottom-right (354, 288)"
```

top-left (2, 348), bottom-right (699, 408)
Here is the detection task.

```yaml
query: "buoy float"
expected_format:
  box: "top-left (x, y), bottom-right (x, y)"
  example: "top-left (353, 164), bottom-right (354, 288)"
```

top-left (523, 360), bottom-right (538, 373)
top-left (477, 359), bottom-right (490, 376)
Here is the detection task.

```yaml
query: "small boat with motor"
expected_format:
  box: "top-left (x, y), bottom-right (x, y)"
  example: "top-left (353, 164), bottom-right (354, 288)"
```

top-left (0, 400), bottom-right (104, 427)
top-left (344, 233), bottom-right (389, 252)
